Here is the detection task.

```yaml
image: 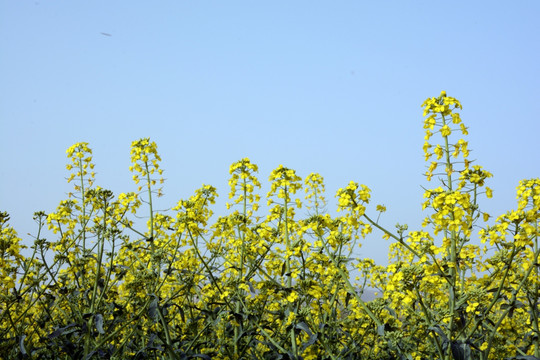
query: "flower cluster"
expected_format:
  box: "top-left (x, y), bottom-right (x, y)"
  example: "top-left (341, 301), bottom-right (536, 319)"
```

top-left (129, 137), bottom-right (164, 195)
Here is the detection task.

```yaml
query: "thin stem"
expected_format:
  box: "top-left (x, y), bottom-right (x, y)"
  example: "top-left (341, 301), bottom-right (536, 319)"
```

top-left (78, 158), bottom-right (87, 250)
top-left (441, 113), bottom-right (458, 360)
top-left (282, 186), bottom-right (298, 357)
top-left (482, 246), bottom-right (540, 359)
top-left (318, 232), bottom-right (384, 329)
top-left (534, 223), bottom-right (540, 357)
top-left (145, 162), bottom-right (155, 251)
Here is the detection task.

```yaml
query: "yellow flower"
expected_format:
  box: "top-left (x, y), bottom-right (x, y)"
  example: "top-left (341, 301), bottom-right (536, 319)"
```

top-left (287, 291), bottom-right (298, 303)
top-left (440, 124), bottom-right (452, 137)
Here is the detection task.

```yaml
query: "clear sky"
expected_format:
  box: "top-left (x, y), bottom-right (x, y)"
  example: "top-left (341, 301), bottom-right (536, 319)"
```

top-left (1, 1), bottom-right (539, 265)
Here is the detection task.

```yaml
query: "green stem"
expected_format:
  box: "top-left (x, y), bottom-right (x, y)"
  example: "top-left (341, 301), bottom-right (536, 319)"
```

top-left (156, 303), bottom-right (176, 360)
top-left (84, 196), bottom-right (108, 356)
top-left (145, 162), bottom-right (155, 250)
top-left (318, 232), bottom-right (384, 329)
top-left (187, 228), bottom-right (233, 310)
top-left (144, 162), bottom-right (160, 296)
top-left (463, 228), bottom-right (519, 342)
top-left (1, 225), bottom-right (87, 337)
top-left (362, 213), bottom-right (428, 263)
top-left (282, 186), bottom-right (298, 357)
top-left (534, 224), bottom-right (540, 358)
top-left (78, 158), bottom-right (87, 251)
top-left (441, 113), bottom-right (458, 360)
top-left (232, 178), bottom-right (249, 356)
top-left (97, 298), bottom-right (153, 356)
top-left (16, 214), bottom-right (43, 295)
top-left (414, 287), bottom-right (445, 359)
top-left (482, 246), bottom-right (540, 359)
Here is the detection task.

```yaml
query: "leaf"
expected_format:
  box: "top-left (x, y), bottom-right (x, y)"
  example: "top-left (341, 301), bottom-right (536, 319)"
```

top-left (231, 311), bottom-right (244, 323)
top-left (95, 313), bottom-right (105, 334)
top-left (192, 354), bottom-right (212, 359)
top-left (147, 333), bottom-right (158, 348)
top-left (345, 291), bottom-right (351, 307)
top-left (377, 325), bottom-right (385, 336)
top-left (450, 341), bottom-right (471, 360)
top-left (428, 325), bottom-right (448, 343)
top-left (82, 312), bottom-right (93, 320)
top-left (19, 334), bottom-right (27, 356)
top-left (48, 323), bottom-right (77, 339)
top-left (296, 322), bottom-right (317, 350)
top-left (173, 303), bottom-right (185, 322)
top-left (248, 281), bottom-right (256, 295)
top-left (148, 296), bottom-right (159, 322)
top-left (506, 357), bottom-right (540, 360)
top-left (83, 351), bottom-right (98, 360)
top-left (385, 306), bottom-right (397, 318)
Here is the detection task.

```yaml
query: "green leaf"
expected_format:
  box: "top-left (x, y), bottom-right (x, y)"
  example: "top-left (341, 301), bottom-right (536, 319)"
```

top-left (248, 281), bottom-right (256, 295)
top-left (48, 323), bottom-right (77, 339)
top-left (19, 334), bottom-right (26, 356)
top-left (450, 341), bottom-right (471, 360)
top-left (95, 313), bottom-right (105, 334)
top-left (148, 296), bottom-right (159, 322)
top-left (192, 355), bottom-right (212, 359)
top-left (173, 303), bottom-right (185, 322)
top-left (377, 325), bottom-right (385, 336)
top-left (83, 351), bottom-right (98, 360)
top-left (296, 322), bottom-right (317, 350)
top-left (296, 321), bottom-right (311, 334)
top-left (345, 291), bottom-right (351, 307)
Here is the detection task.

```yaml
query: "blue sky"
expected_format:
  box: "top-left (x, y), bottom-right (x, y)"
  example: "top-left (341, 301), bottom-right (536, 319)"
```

top-left (1, 1), bottom-right (539, 265)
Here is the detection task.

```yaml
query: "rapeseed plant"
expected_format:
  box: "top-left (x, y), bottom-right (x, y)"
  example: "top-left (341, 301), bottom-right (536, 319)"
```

top-left (1, 93), bottom-right (538, 359)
